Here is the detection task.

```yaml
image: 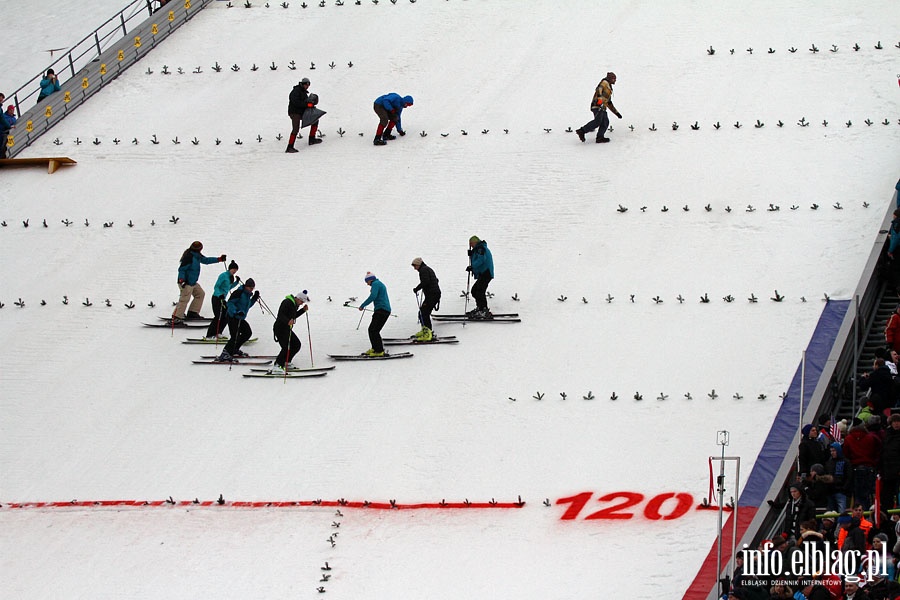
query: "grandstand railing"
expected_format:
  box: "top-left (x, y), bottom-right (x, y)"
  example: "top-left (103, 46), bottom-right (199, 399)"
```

top-left (5, 0), bottom-right (214, 158)
top-left (705, 187), bottom-right (898, 599)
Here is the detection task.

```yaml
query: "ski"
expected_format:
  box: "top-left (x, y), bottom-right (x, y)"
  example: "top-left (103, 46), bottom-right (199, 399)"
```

top-left (201, 354), bottom-right (277, 360)
top-left (432, 316), bottom-right (521, 323)
top-left (383, 338), bottom-right (459, 346)
top-left (382, 336), bottom-right (457, 342)
top-left (182, 337), bottom-right (258, 344)
top-left (248, 365), bottom-right (335, 373)
top-left (192, 359), bottom-right (272, 366)
top-left (327, 352), bottom-right (413, 361)
top-left (158, 315), bottom-right (213, 322)
top-left (143, 321), bottom-right (208, 328)
top-left (433, 313), bottom-right (518, 318)
top-left (242, 371), bottom-right (327, 379)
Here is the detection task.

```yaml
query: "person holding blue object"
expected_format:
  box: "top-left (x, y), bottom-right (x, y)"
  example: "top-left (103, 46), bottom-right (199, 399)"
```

top-left (359, 272), bottom-right (391, 356)
top-left (372, 93), bottom-right (413, 146)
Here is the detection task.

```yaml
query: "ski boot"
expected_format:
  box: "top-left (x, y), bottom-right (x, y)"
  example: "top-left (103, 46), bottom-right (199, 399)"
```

top-left (575, 128), bottom-right (586, 142)
top-left (382, 132), bottom-right (397, 141)
top-left (471, 308), bottom-right (493, 320)
top-left (232, 349), bottom-right (250, 358)
top-left (285, 144), bottom-right (298, 153)
top-left (373, 136), bottom-right (387, 146)
top-left (414, 327), bottom-right (433, 342)
top-left (185, 311), bottom-right (203, 320)
top-left (596, 136), bottom-right (610, 143)
top-left (309, 137), bottom-right (322, 145)
top-left (268, 364), bottom-right (287, 375)
top-left (217, 351), bottom-right (233, 362)
top-left (363, 348), bottom-right (385, 357)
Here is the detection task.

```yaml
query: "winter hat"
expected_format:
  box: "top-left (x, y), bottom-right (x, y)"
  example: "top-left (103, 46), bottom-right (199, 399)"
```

top-left (810, 464), bottom-right (825, 476)
top-left (295, 290), bottom-right (310, 303)
top-left (308, 93), bottom-right (318, 105)
top-left (364, 272), bottom-right (376, 283)
top-left (469, 235), bottom-right (481, 245)
top-left (228, 260), bottom-right (238, 271)
top-left (801, 424), bottom-right (814, 436)
top-left (606, 71), bottom-right (616, 79)
top-left (788, 483), bottom-right (802, 493)
top-left (402, 95), bottom-right (414, 106)
top-left (830, 442), bottom-right (843, 456)
top-left (411, 257), bottom-right (423, 267)
top-left (244, 278), bottom-right (256, 288)
top-left (190, 240), bottom-right (203, 251)
top-left (837, 515), bottom-right (852, 526)
top-left (300, 77), bottom-right (311, 85)
top-left (5, 105), bottom-right (13, 113)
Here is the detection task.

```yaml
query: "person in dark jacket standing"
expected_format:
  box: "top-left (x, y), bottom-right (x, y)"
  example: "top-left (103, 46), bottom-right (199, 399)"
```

top-left (372, 93), bottom-right (413, 146)
top-left (411, 257), bottom-right (440, 341)
top-left (859, 357), bottom-right (896, 418)
top-left (271, 290), bottom-right (310, 372)
top-left (174, 241), bottom-right (226, 322)
top-left (825, 442), bottom-right (852, 514)
top-left (359, 272), bottom-right (391, 356)
top-left (286, 78), bottom-right (321, 152)
top-left (219, 278), bottom-right (259, 362)
top-left (574, 72), bottom-right (622, 143)
top-left (783, 483), bottom-right (816, 541)
top-left (466, 236), bottom-right (494, 319)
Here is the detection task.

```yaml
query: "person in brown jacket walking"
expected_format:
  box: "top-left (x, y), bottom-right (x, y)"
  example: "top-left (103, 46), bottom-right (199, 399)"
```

top-left (575, 72), bottom-right (622, 143)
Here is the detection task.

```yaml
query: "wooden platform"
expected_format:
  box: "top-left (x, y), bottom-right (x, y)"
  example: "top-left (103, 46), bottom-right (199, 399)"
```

top-left (0, 157), bottom-right (77, 174)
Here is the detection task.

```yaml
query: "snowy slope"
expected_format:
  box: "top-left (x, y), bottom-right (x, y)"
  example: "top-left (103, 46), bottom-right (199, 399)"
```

top-left (1, 1), bottom-right (899, 598)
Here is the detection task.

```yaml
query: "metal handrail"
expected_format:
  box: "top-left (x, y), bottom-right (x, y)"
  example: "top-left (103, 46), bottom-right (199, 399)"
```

top-left (6, 1), bottom-right (164, 117)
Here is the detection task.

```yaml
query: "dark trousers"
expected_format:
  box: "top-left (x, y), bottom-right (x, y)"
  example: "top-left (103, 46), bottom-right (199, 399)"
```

top-left (880, 475), bottom-right (900, 512)
top-left (224, 318), bottom-right (252, 355)
top-left (368, 309), bottom-right (391, 352)
top-left (853, 466), bottom-right (876, 508)
top-left (472, 275), bottom-right (492, 310)
top-left (275, 327), bottom-right (302, 368)
top-left (204, 295), bottom-right (228, 338)
top-left (580, 109), bottom-right (609, 141)
top-left (373, 103), bottom-right (393, 135)
top-left (419, 294), bottom-right (440, 329)
top-left (0, 133), bottom-right (7, 158)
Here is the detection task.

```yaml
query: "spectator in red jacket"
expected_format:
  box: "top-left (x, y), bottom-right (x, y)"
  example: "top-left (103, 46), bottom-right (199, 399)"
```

top-left (886, 304), bottom-right (900, 352)
top-left (843, 422), bottom-right (883, 508)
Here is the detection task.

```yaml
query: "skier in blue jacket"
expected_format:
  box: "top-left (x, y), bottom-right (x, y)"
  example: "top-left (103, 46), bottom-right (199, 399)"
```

top-left (359, 272), bottom-right (392, 356)
top-left (219, 278), bottom-right (259, 361)
top-left (372, 93), bottom-right (413, 146)
top-left (204, 260), bottom-right (240, 339)
top-left (174, 240), bottom-right (226, 321)
top-left (466, 236), bottom-right (494, 318)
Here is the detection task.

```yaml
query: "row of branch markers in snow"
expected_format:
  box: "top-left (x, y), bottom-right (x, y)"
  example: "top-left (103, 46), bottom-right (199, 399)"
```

top-left (13, 115), bottom-right (900, 152)
top-left (1, 491), bottom-right (727, 522)
top-left (0, 200), bottom-right (872, 228)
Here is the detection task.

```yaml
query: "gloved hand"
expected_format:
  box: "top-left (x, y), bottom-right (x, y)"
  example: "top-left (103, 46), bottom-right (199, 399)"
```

top-left (465, 266), bottom-right (472, 272)
top-left (236, 311), bottom-right (246, 319)
top-left (614, 111), bottom-right (623, 119)
top-left (251, 291), bottom-right (260, 301)
top-left (235, 275), bottom-right (241, 282)
top-left (219, 254), bottom-right (226, 262)
top-left (178, 279), bottom-right (186, 287)
top-left (398, 130), bottom-right (406, 136)
top-left (413, 287), bottom-right (418, 293)
top-left (467, 249), bottom-right (473, 257)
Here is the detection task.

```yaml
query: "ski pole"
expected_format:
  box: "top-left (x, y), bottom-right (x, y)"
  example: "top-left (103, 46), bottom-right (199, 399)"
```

top-left (415, 290), bottom-right (424, 326)
top-left (283, 321), bottom-right (294, 383)
top-left (343, 303), bottom-right (398, 317)
top-left (356, 308), bottom-right (366, 331)
top-left (464, 268), bottom-right (472, 314)
top-left (306, 310), bottom-right (314, 367)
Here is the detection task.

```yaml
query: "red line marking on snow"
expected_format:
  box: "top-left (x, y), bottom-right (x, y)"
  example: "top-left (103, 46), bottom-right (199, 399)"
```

top-left (1, 499), bottom-right (526, 511)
